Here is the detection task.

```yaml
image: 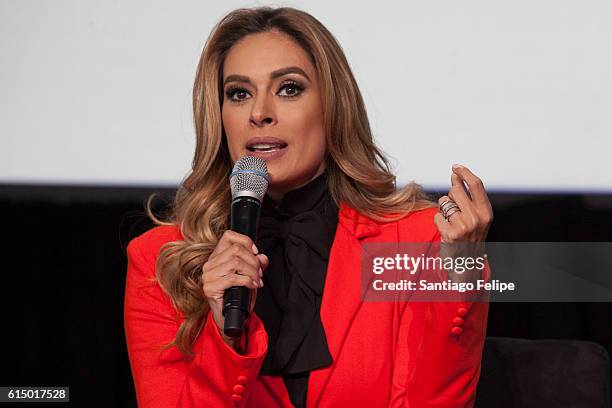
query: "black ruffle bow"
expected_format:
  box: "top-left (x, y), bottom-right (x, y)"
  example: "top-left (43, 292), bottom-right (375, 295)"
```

top-left (254, 171), bottom-right (338, 408)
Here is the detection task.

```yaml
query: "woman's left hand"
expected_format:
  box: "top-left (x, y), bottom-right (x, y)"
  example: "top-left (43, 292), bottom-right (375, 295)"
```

top-left (434, 164), bottom-right (493, 282)
top-left (433, 164), bottom-right (493, 282)
top-left (433, 164), bottom-right (493, 244)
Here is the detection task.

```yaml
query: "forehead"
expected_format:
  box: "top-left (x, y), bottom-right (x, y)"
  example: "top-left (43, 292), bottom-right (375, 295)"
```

top-left (223, 31), bottom-right (315, 80)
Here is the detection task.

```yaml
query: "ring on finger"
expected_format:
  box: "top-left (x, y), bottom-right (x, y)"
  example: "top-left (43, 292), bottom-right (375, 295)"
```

top-left (443, 202), bottom-right (459, 214)
top-left (439, 199), bottom-right (453, 211)
top-left (444, 207), bottom-right (461, 222)
top-left (440, 201), bottom-right (459, 217)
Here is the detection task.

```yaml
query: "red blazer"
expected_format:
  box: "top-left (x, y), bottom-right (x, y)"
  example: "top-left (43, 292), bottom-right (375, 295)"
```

top-left (124, 203), bottom-right (489, 407)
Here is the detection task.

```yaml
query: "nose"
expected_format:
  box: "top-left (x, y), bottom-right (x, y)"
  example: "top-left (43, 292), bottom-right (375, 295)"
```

top-left (249, 93), bottom-right (276, 127)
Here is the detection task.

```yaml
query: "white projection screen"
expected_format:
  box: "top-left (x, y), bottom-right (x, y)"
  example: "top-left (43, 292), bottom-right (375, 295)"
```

top-left (2, 0), bottom-right (611, 193)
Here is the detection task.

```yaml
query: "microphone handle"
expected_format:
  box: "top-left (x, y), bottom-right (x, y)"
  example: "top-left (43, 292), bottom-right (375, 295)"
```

top-left (223, 196), bottom-right (261, 338)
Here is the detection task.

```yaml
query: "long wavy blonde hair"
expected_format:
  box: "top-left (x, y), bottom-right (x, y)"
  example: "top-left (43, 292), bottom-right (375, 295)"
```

top-left (148, 6), bottom-right (436, 356)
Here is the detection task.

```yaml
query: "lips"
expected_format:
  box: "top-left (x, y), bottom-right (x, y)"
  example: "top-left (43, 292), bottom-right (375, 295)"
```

top-left (245, 137), bottom-right (288, 161)
top-left (246, 137), bottom-right (288, 152)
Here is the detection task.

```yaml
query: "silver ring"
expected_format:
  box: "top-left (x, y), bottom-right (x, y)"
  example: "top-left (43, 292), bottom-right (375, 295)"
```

top-left (443, 203), bottom-right (459, 216)
top-left (444, 206), bottom-right (461, 222)
top-left (439, 199), bottom-right (453, 211)
top-left (441, 201), bottom-right (459, 217)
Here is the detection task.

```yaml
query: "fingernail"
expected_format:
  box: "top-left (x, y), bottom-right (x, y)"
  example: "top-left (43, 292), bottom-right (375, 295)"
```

top-left (253, 280), bottom-right (260, 288)
top-left (452, 163), bottom-right (464, 170)
top-left (259, 278), bottom-right (264, 287)
top-left (258, 267), bottom-right (263, 277)
top-left (252, 244), bottom-right (258, 254)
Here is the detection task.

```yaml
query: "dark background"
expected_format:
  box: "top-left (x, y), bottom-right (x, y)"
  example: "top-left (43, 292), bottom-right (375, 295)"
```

top-left (1, 185), bottom-right (611, 407)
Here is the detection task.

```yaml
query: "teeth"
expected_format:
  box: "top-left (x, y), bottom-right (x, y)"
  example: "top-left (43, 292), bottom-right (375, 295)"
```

top-left (248, 143), bottom-right (286, 151)
top-left (250, 143), bottom-right (282, 149)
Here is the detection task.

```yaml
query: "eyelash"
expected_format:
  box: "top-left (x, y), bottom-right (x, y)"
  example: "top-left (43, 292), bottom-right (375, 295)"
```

top-left (224, 80), bottom-right (305, 102)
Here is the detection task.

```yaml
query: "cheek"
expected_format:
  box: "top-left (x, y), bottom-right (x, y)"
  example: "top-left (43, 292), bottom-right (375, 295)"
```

top-left (285, 104), bottom-right (326, 155)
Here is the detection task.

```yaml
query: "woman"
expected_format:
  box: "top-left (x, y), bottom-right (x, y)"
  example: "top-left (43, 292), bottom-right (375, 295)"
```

top-left (124, 6), bottom-right (493, 408)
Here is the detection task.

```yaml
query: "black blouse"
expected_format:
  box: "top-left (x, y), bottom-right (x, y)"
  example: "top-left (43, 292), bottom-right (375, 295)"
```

top-left (254, 171), bottom-right (338, 408)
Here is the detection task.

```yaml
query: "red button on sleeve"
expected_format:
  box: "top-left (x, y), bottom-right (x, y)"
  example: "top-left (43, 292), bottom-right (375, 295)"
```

top-left (456, 307), bottom-right (468, 317)
top-left (236, 375), bottom-right (248, 385)
top-left (233, 384), bottom-right (245, 394)
top-left (451, 326), bottom-right (464, 335)
top-left (453, 316), bottom-right (465, 325)
top-left (231, 394), bottom-right (242, 402)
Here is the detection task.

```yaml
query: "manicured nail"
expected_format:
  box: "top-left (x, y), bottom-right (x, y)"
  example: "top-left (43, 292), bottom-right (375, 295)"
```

top-left (253, 280), bottom-right (259, 287)
top-left (252, 244), bottom-right (258, 254)
top-left (452, 163), bottom-right (464, 170)
top-left (259, 278), bottom-right (264, 287)
top-left (258, 267), bottom-right (263, 278)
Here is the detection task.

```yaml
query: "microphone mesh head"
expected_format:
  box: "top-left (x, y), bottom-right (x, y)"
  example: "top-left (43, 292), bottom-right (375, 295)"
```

top-left (230, 156), bottom-right (269, 202)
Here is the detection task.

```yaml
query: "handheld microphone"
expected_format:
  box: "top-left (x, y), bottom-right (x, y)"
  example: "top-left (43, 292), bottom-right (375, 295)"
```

top-left (223, 156), bottom-right (269, 338)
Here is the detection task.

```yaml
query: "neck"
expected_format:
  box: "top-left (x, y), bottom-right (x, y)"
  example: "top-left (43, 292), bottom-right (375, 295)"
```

top-left (266, 167), bottom-right (327, 205)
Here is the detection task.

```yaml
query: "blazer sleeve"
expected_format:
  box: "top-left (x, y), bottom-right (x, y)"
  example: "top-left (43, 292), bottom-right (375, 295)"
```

top-left (389, 227), bottom-right (490, 408)
top-left (124, 233), bottom-right (268, 408)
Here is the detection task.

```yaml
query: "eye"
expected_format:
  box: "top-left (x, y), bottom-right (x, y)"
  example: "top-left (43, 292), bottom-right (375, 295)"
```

top-left (225, 86), bottom-right (251, 102)
top-left (277, 81), bottom-right (304, 98)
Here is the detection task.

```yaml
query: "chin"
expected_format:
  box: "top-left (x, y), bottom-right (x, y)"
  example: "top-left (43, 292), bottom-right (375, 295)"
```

top-left (266, 171), bottom-right (288, 190)
top-left (264, 161), bottom-right (291, 181)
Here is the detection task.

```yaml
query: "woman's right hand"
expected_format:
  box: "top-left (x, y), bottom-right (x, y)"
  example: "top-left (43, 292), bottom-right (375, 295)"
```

top-left (201, 230), bottom-right (269, 348)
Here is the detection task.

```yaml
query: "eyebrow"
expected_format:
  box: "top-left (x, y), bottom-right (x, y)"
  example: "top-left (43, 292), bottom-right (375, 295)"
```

top-left (223, 66), bottom-right (311, 86)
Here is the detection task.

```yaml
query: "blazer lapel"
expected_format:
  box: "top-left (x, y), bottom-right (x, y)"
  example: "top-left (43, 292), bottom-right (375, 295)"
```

top-left (307, 202), bottom-right (382, 407)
